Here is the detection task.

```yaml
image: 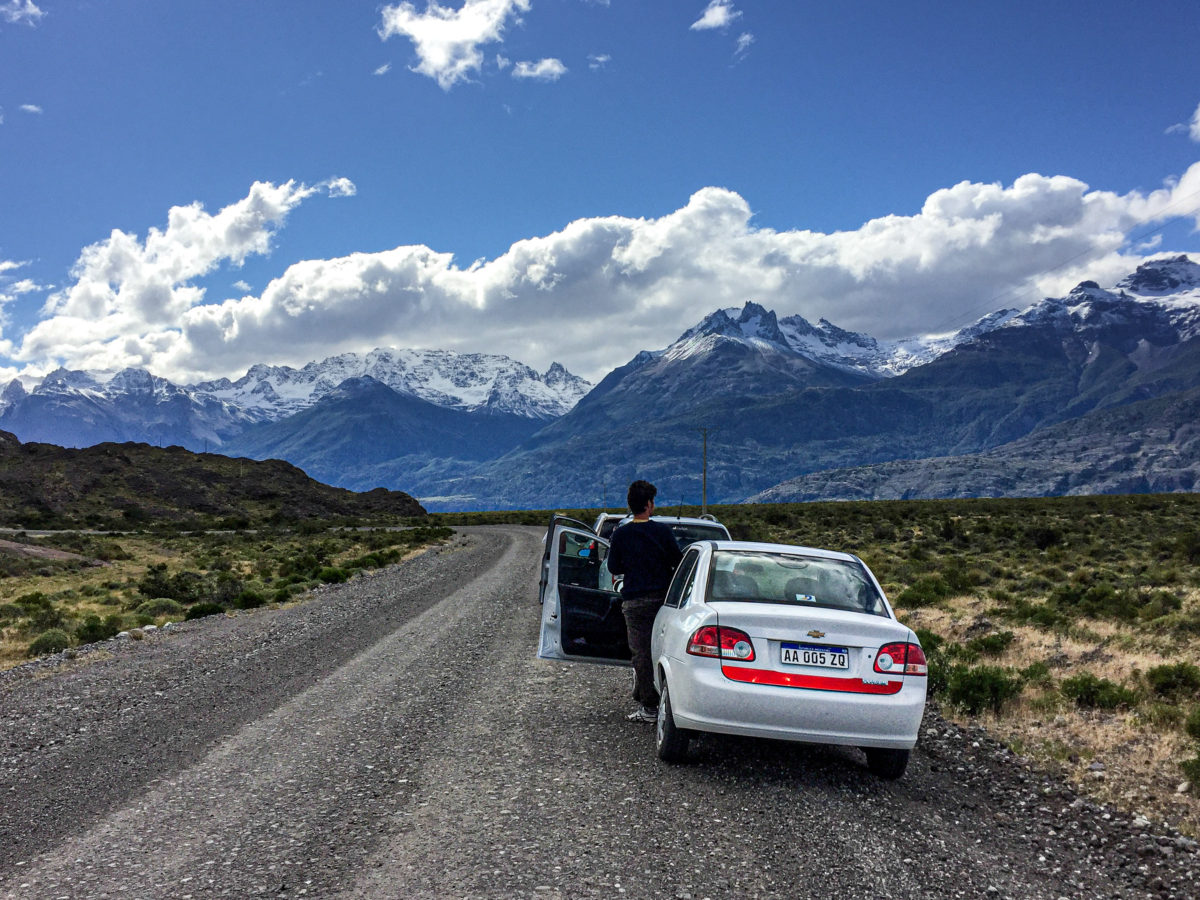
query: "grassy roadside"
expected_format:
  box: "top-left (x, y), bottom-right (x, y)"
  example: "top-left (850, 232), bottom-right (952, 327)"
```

top-left (437, 495), bottom-right (1200, 833)
top-left (0, 522), bottom-right (452, 668)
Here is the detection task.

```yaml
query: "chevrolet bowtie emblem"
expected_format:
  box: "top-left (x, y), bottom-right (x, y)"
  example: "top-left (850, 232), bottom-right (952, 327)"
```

top-left (807, 630), bottom-right (825, 639)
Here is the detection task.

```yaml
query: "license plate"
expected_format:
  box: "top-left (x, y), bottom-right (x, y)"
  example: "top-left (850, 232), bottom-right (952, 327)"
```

top-left (781, 642), bottom-right (849, 669)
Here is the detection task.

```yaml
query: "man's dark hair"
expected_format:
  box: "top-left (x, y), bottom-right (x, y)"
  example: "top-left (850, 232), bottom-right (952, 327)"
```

top-left (627, 479), bottom-right (657, 515)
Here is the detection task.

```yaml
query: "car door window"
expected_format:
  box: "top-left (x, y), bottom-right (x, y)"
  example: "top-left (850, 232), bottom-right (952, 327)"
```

top-left (664, 549), bottom-right (700, 608)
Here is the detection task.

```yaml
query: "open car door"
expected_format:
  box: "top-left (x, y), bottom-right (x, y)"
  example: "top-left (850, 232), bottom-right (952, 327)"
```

top-left (537, 519), bottom-right (630, 665)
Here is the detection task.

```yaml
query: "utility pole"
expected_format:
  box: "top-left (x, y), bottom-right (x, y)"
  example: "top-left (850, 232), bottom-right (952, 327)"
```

top-left (697, 427), bottom-right (710, 516)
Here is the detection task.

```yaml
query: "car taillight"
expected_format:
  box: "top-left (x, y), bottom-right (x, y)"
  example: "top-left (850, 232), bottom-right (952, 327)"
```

top-left (874, 642), bottom-right (928, 676)
top-left (687, 625), bottom-right (756, 661)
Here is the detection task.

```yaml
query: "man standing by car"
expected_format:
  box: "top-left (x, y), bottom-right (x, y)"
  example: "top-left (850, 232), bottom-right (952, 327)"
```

top-left (607, 480), bottom-right (683, 723)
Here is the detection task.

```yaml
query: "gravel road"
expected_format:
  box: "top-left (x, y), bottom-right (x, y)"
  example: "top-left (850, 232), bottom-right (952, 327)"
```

top-left (1, 525), bottom-right (1196, 899)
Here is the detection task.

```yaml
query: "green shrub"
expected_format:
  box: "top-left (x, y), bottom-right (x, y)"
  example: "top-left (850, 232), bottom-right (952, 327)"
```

top-left (0, 602), bottom-right (23, 621)
top-left (1145, 662), bottom-right (1200, 698)
top-left (1138, 590), bottom-right (1182, 620)
top-left (895, 575), bottom-right (951, 608)
top-left (912, 628), bottom-right (944, 656)
top-left (1181, 755), bottom-right (1200, 783)
top-left (1174, 531), bottom-right (1200, 565)
top-left (28, 604), bottom-right (65, 632)
top-left (1002, 598), bottom-right (1066, 629)
top-left (134, 598), bottom-right (186, 619)
top-left (28, 628), bottom-right (72, 657)
top-left (317, 566), bottom-right (348, 584)
top-left (75, 613), bottom-right (122, 644)
top-left (967, 630), bottom-right (1015, 656)
top-left (945, 664), bottom-right (1023, 714)
top-left (941, 558), bottom-right (978, 593)
top-left (1060, 672), bottom-right (1139, 709)
top-left (1020, 660), bottom-right (1053, 687)
top-left (943, 642), bottom-right (980, 665)
top-left (233, 589), bottom-right (266, 610)
top-left (184, 602), bottom-right (225, 621)
top-left (1026, 526), bottom-right (1063, 550)
top-left (1181, 706), bottom-right (1200, 741)
top-left (1050, 581), bottom-right (1138, 621)
top-left (926, 655), bottom-right (950, 696)
top-left (137, 565), bottom-right (207, 604)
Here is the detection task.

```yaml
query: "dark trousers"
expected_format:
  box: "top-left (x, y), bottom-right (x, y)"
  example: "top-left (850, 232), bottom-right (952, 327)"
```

top-left (623, 597), bottom-right (662, 708)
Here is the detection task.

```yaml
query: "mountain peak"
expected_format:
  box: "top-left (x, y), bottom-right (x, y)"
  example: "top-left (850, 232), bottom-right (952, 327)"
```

top-left (1116, 255), bottom-right (1200, 295)
top-left (678, 301), bottom-right (789, 348)
top-left (106, 367), bottom-right (159, 395)
top-left (40, 368), bottom-right (103, 392)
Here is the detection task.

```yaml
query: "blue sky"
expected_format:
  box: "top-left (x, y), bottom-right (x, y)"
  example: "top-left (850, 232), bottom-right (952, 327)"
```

top-left (2, 0), bottom-right (1199, 386)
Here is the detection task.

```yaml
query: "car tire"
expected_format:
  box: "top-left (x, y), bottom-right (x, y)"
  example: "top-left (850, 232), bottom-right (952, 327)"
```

top-left (865, 747), bottom-right (910, 780)
top-left (656, 680), bottom-right (690, 763)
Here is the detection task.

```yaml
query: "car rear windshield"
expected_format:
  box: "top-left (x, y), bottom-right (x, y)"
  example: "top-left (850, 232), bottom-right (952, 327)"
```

top-left (706, 550), bottom-right (888, 617)
top-left (667, 523), bottom-right (729, 549)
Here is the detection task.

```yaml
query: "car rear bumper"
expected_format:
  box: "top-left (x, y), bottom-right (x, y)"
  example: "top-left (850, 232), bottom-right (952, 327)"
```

top-left (664, 659), bottom-right (925, 750)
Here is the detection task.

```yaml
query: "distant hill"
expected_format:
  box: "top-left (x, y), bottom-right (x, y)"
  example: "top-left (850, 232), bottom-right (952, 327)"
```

top-left (0, 431), bottom-right (426, 529)
top-left (750, 385), bottom-right (1200, 502)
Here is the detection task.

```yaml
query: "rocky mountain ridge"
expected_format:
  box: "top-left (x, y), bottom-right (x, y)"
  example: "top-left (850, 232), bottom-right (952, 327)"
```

top-left (0, 348), bottom-right (591, 452)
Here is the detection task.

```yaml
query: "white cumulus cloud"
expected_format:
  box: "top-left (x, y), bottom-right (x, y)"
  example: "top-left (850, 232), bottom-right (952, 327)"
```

top-left (691, 1), bottom-right (740, 31)
top-left (1, 0), bottom-right (44, 26)
top-left (512, 58), bottom-right (566, 81)
top-left (14, 179), bottom-right (355, 375)
top-left (734, 32), bottom-right (754, 58)
top-left (8, 165), bottom-right (1200, 385)
top-left (588, 53), bottom-right (610, 70)
top-left (378, 0), bottom-right (531, 90)
top-left (19, 103), bottom-right (42, 114)
top-left (374, 62), bottom-right (393, 76)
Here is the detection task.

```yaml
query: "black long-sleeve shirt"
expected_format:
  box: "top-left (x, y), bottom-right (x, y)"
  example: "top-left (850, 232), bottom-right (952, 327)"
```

top-left (607, 519), bottom-right (683, 600)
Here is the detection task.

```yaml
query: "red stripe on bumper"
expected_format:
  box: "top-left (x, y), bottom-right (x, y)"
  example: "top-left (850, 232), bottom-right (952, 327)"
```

top-left (721, 665), bottom-right (903, 695)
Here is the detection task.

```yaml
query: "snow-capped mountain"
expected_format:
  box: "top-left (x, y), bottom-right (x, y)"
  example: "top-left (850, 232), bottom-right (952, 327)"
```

top-left (0, 348), bottom-right (591, 451)
top-left (673, 300), bottom-right (1021, 379)
top-left (4, 254), bottom-right (1199, 510)
top-left (189, 348), bottom-right (591, 421)
top-left (0, 364), bottom-right (260, 450)
top-left (419, 254), bottom-right (1200, 509)
top-left (1002, 255), bottom-right (1200, 343)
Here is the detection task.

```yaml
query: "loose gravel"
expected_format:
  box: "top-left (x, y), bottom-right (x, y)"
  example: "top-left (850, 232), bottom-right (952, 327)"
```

top-left (0, 525), bottom-right (1196, 899)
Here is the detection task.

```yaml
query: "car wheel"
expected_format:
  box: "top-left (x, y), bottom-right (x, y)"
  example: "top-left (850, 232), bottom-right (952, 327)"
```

top-left (865, 747), bottom-right (910, 780)
top-left (655, 680), bottom-right (690, 763)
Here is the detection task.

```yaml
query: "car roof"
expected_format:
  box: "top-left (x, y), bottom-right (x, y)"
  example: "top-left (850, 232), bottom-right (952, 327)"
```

top-left (703, 540), bottom-right (860, 564)
top-left (623, 515), bottom-right (728, 528)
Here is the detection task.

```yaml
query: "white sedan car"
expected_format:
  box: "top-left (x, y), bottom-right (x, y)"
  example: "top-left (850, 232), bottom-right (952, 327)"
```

top-left (538, 521), bottom-right (927, 779)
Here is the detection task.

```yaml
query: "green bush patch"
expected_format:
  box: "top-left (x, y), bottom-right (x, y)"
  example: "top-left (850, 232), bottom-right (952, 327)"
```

top-left (134, 598), bottom-right (186, 619)
top-left (945, 664), bottom-right (1023, 714)
top-left (184, 602), bottom-right (226, 621)
top-left (1145, 662), bottom-right (1200, 699)
top-left (75, 613), bottom-right (122, 645)
top-left (1060, 672), bottom-right (1139, 710)
top-left (28, 628), bottom-right (71, 657)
